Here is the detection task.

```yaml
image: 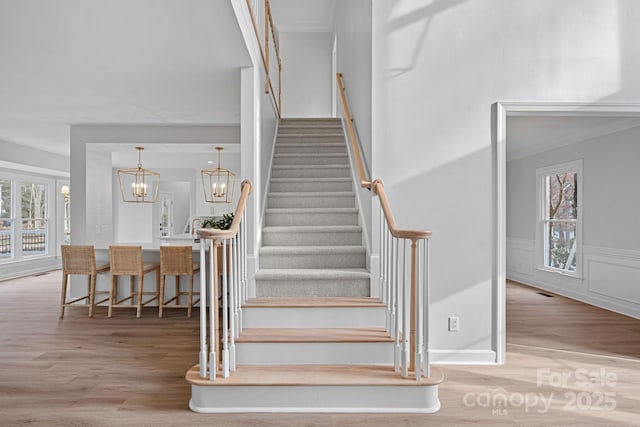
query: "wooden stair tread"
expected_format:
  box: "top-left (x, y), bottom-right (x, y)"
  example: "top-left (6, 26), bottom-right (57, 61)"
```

top-left (186, 364), bottom-right (443, 387)
top-left (236, 328), bottom-right (393, 343)
top-left (244, 296), bottom-right (385, 308)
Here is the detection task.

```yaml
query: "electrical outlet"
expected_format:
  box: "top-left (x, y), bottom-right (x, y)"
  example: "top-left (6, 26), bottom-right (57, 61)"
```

top-left (448, 316), bottom-right (459, 332)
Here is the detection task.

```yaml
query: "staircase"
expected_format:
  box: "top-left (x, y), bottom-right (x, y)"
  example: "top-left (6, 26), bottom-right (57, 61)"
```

top-left (187, 118), bottom-right (442, 413)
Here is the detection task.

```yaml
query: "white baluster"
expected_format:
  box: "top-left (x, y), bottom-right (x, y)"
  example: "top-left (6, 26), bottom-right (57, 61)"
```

top-left (229, 237), bottom-right (236, 371)
top-left (242, 210), bottom-right (248, 303)
top-left (424, 238), bottom-right (431, 378)
top-left (415, 239), bottom-right (423, 381)
top-left (379, 205), bottom-right (384, 300)
top-left (401, 240), bottom-right (409, 378)
top-left (199, 237), bottom-right (208, 378)
top-left (234, 233), bottom-right (241, 336)
top-left (222, 240), bottom-right (230, 378)
top-left (393, 238), bottom-right (401, 373)
top-left (209, 239), bottom-right (217, 380)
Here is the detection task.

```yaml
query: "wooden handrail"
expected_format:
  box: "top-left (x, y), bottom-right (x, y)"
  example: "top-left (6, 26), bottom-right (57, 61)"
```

top-left (197, 180), bottom-right (253, 241)
top-left (337, 73), bottom-right (371, 189)
top-left (372, 179), bottom-right (432, 240)
top-left (245, 0), bottom-right (282, 118)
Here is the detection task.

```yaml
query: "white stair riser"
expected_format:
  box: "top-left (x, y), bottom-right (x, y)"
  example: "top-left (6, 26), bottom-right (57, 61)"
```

top-left (273, 155), bottom-right (349, 166)
top-left (259, 251), bottom-right (366, 269)
top-left (256, 278), bottom-right (369, 297)
top-left (243, 306), bottom-right (386, 328)
top-left (266, 211), bottom-right (358, 226)
top-left (270, 180), bottom-right (353, 192)
top-left (235, 342), bottom-right (393, 365)
top-left (272, 166), bottom-right (350, 179)
top-left (268, 195), bottom-right (355, 209)
top-left (277, 136), bottom-right (346, 144)
top-left (190, 384), bottom-right (440, 414)
top-left (275, 144), bottom-right (346, 154)
top-left (279, 127), bottom-right (343, 135)
top-left (262, 230), bottom-right (362, 246)
top-left (280, 119), bottom-right (341, 125)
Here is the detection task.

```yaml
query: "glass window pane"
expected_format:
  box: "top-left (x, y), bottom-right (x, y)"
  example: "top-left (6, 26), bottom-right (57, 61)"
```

top-left (21, 183), bottom-right (48, 256)
top-left (0, 179), bottom-right (10, 218)
top-left (0, 180), bottom-right (13, 260)
top-left (545, 221), bottom-right (577, 272)
top-left (546, 172), bottom-right (577, 220)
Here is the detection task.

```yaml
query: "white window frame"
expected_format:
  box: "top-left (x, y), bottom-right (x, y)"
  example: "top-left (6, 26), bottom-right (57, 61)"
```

top-left (535, 159), bottom-right (583, 277)
top-left (0, 170), bottom-right (56, 264)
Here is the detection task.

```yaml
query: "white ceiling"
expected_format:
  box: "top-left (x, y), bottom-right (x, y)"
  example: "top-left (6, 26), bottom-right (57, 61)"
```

top-left (506, 116), bottom-right (640, 161)
top-left (269, 0), bottom-right (336, 32)
top-left (0, 0), bottom-right (251, 157)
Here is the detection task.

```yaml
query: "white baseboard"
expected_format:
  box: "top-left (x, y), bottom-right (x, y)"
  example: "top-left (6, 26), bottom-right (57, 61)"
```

top-left (508, 271), bottom-right (640, 320)
top-left (430, 349), bottom-right (497, 365)
top-left (0, 257), bottom-right (61, 281)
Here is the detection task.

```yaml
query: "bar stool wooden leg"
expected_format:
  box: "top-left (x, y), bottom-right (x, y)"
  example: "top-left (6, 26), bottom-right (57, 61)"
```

top-left (175, 277), bottom-right (180, 307)
top-left (188, 274), bottom-right (194, 318)
top-left (60, 273), bottom-right (69, 318)
top-left (108, 275), bottom-right (116, 318)
top-left (136, 276), bottom-right (144, 318)
top-left (159, 274), bottom-right (165, 318)
top-left (89, 273), bottom-right (96, 318)
top-left (130, 276), bottom-right (135, 306)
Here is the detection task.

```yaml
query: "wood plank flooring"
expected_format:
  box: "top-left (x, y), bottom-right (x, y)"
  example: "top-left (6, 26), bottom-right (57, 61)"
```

top-left (1, 273), bottom-right (639, 426)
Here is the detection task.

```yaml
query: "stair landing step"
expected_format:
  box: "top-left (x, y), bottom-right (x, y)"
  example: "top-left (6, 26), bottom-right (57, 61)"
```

top-left (236, 328), bottom-right (393, 343)
top-left (187, 364), bottom-right (443, 387)
top-left (244, 296), bottom-right (384, 308)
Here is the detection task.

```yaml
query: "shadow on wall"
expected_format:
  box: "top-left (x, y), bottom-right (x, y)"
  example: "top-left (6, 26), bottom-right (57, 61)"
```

top-left (386, 0), bottom-right (469, 78)
top-left (380, 145), bottom-right (494, 352)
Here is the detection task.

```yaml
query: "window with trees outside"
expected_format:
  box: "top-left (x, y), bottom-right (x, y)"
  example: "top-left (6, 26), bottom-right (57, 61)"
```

top-left (537, 160), bottom-right (582, 275)
top-left (0, 174), bottom-right (51, 262)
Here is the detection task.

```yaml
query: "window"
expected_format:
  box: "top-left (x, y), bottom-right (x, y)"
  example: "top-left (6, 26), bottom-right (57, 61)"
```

top-left (0, 179), bottom-right (13, 259)
top-left (21, 182), bottom-right (48, 257)
top-left (536, 160), bottom-right (582, 275)
top-left (0, 173), bottom-right (54, 263)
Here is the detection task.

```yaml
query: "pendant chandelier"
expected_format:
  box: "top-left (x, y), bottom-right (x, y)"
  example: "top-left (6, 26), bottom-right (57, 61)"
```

top-left (201, 146), bottom-right (235, 204)
top-left (117, 146), bottom-right (160, 203)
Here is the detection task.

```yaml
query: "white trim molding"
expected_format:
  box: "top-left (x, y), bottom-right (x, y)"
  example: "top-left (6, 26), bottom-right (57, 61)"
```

top-left (495, 102), bottom-right (640, 363)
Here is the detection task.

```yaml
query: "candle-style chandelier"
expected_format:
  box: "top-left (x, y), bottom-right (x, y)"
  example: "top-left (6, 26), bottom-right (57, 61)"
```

top-left (117, 146), bottom-right (160, 203)
top-left (201, 146), bottom-right (235, 204)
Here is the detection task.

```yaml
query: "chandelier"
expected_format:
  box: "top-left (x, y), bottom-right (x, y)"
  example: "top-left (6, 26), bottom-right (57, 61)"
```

top-left (201, 146), bottom-right (235, 204)
top-left (117, 146), bottom-right (160, 203)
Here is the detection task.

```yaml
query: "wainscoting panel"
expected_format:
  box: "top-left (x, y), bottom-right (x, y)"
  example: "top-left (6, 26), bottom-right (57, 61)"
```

top-left (585, 246), bottom-right (640, 307)
top-left (505, 238), bottom-right (534, 277)
top-left (507, 240), bottom-right (640, 319)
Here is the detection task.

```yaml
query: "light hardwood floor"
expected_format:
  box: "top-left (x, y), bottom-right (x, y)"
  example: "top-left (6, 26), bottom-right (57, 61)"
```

top-left (1, 273), bottom-right (638, 426)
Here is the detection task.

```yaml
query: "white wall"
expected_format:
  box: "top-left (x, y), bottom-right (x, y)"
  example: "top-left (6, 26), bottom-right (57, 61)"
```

top-left (507, 125), bottom-right (640, 318)
top-left (280, 32), bottom-right (334, 117)
top-left (372, 0), bottom-right (640, 363)
top-left (334, 0), bottom-right (374, 265)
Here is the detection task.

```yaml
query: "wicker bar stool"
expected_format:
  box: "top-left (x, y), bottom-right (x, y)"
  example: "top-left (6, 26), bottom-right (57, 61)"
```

top-left (60, 245), bottom-right (110, 318)
top-left (108, 245), bottom-right (160, 318)
top-left (159, 246), bottom-right (200, 318)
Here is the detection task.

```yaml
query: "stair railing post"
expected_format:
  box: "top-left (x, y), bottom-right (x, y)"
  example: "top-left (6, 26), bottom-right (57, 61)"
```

top-left (209, 239), bottom-right (219, 380)
top-left (401, 239), bottom-right (409, 378)
top-left (409, 238), bottom-right (418, 376)
top-left (424, 237), bottom-right (431, 378)
top-left (198, 237), bottom-right (208, 378)
top-left (414, 238), bottom-right (424, 380)
top-left (393, 237), bottom-right (401, 372)
top-left (222, 239), bottom-right (230, 378)
top-left (242, 209), bottom-right (248, 304)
